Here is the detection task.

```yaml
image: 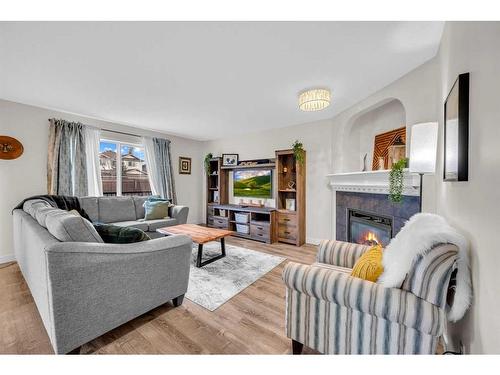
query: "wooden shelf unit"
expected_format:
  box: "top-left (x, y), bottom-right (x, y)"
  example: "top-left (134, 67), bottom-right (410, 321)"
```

top-left (206, 158), bottom-right (229, 222)
top-left (275, 149), bottom-right (306, 246)
top-left (207, 204), bottom-right (277, 244)
top-left (205, 151), bottom-right (306, 246)
top-left (220, 160), bottom-right (275, 170)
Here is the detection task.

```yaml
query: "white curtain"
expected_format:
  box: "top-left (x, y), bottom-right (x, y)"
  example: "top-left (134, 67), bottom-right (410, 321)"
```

top-left (143, 136), bottom-right (161, 196)
top-left (84, 126), bottom-right (103, 196)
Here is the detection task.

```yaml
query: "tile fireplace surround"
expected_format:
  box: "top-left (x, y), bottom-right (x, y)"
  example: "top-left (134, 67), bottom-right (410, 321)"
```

top-left (335, 191), bottom-right (420, 243)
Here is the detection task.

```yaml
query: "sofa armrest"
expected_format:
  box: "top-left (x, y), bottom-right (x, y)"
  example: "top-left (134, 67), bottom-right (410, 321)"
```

top-left (282, 262), bottom-right (445, 336)
top-left (43, 235), bottom-right (192, 353)
top-left (316, 240), bottom-right (371, 268)
top-left (170, 205), bottom-right (189, 224)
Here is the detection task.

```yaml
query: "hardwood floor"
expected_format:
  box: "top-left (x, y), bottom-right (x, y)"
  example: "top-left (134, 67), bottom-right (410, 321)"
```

top-left (0, 237), bottom-right (319, 354)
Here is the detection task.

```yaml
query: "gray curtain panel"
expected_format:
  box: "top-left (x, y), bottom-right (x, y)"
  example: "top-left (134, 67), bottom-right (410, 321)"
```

top-left (47, 119), bottom-right (88, 196)
top-left (153, 138), bottom-right (177, 204)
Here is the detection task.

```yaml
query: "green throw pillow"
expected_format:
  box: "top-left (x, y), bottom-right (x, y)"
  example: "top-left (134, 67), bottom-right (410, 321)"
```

top-left (144, 200), bottom-right (170, 220)
top-left (94, 224), bottom-right (150, 244)
top-left (146, 196), bottom-right (172, 204)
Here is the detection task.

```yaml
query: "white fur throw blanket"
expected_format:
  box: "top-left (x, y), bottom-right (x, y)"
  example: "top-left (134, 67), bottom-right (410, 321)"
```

top-left (378, 213), bottom-right (471, 322)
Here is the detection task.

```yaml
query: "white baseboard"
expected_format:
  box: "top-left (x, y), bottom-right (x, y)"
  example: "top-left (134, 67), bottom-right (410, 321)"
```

top-left (0, 254), bottom-right (16, 265)
top-left (306, 237), bottom-right (322, 246)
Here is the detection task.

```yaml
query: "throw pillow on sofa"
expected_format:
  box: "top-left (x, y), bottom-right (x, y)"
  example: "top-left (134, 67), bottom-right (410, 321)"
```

top-left (350, 244), bottom-right (384, 282)
top-left (144, 200), bottom-right (171, 220)
top-left (45, 209), bottom-right (104, 243)
top-left (94, 223), bottom-right (151, 244)
top-left (145, 196), bottom-right (173, 204)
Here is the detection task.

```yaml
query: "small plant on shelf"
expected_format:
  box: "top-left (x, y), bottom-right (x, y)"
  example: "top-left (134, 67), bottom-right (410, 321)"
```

top-left (389, 158), bottom-right (408, 204)
top-left (292, 140), bottom-right (305, 165)
top-left (204, 153), bottom-right (213, 175)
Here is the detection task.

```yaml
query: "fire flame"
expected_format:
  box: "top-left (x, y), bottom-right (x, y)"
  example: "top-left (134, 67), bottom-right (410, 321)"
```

top-left (362, 231), bottom-right (380, 245)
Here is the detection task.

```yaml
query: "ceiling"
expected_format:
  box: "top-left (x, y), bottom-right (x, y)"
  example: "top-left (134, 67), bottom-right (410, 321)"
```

top-left (0, 22), bottom-right (444, 140)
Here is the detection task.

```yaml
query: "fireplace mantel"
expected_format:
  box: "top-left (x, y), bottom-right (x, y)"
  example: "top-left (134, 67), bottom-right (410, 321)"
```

top-left (327, 169), bottom-right (420, 196)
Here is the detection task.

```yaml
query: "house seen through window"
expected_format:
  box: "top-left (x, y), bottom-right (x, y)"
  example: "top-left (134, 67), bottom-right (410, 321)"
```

top-left (99, 140), bottom-right (152, 196)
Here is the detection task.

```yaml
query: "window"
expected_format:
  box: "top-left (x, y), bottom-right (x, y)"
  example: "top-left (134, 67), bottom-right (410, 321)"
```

top-left (99, 140), bottom-right (152, 196)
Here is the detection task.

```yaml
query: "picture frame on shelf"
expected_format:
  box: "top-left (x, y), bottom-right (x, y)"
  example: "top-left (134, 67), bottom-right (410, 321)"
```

top-left (444, 72), bottom-right (469, 182)
top-left (178, 156), bottom-right (192, 174)
top-left (222, 153), bottom-right (239, 166)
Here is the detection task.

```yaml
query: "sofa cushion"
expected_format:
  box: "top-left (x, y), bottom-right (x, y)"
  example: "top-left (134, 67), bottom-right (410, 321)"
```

top-left (98, 197), bottom-right (136, 223)
top-left (35, 206), bottom-right (60, 228)
top-left (144, 200), bottom-right (170, 220)
top-left (112, 220), bottom-right (149, 232)
top-left (23, 199), bottom-right (51, 218)
top-left (133, 196), bottom-right (149, 219)
top-left (79, 197), bottom-right (99, 222)
top-left (94, 223), bottom-right (150, 244)
top-left (45, 210), bottom-right (104, 243)
top-left (145, 218), bottom-right (179, 231)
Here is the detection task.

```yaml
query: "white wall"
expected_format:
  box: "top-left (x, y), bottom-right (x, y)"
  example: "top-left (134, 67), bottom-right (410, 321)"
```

top-left (345, 99), bottom-right (406, 171)
top-left (205, 118), bottom-right (334, 244)
top-left (0, 99), bottom-right (204, 262)
top-left (435, 22), bottom-right (500, 354)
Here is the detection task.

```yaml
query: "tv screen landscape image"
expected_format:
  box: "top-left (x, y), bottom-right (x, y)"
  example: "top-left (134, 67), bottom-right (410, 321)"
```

top-left (233, 169), bottom-right (272, 198)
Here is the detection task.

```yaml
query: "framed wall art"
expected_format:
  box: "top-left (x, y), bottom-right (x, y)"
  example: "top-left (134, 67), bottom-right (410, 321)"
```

top-left (371, 126), bottom-right (406, 170)
top-left (444, 72), bottom-right (469, 181)
top-left (222, 153), bottom-right (239, 167)
top-left (179, 156), bottom-right (192, 175)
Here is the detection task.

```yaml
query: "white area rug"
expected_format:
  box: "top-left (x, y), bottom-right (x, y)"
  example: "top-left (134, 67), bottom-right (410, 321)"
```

top-left (185, 242), bottom-right (285, 311)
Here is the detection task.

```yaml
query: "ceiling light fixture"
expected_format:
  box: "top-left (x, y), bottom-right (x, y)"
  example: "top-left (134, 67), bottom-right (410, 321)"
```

top-left (298, 88), bottom-right (331, 112)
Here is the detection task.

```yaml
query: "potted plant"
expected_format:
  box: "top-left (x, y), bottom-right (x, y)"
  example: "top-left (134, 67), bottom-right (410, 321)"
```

top-left (292, 140), bottom-right (305, 165)
top-left (204, 153), bottom-right (213, 174)
top-left (389, 158), bottom-right (408, 203)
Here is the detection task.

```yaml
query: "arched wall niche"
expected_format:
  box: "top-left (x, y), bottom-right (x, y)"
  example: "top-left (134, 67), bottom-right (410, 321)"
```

top-left (341, 98), bottom-right (406, 172)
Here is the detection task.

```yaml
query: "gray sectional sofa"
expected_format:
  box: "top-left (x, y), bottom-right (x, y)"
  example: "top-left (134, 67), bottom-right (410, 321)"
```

top-left (13, 196), bottom-right (192, 354)
top-left (79, 195), bottom-right (189, 238)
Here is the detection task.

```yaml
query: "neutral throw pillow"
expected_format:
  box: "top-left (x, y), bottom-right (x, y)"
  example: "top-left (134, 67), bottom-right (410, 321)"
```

top-left (350, 244), bottom-right (384, 282)
top-left (144, 200), bottom-right (170, 220)
top-left (94, 223), bottom-right (150, 244)
top-left (45, 210), bottom-right (104, 243)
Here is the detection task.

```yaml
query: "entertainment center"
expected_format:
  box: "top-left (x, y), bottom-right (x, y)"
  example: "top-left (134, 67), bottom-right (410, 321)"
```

top-left (205, 149), bottom-right (306, 246)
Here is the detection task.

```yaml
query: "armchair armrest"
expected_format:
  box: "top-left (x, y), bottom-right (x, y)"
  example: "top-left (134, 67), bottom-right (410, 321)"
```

top-left (283, 262), bottom-right (445, 336)
top-left (170, 205), bottom-right (189, 224)
top-left (316, 240), bottom-right (371, 268)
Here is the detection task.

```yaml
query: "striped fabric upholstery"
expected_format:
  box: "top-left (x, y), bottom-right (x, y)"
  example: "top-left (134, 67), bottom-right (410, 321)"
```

top-left (285, 289), bottom-right (439, 354)
top-left (400, 244), bottom-right (458, 308)
top-left (316, 240), bottom-right (371, 268)
top-left (283, 240), bottom-right (456, 354)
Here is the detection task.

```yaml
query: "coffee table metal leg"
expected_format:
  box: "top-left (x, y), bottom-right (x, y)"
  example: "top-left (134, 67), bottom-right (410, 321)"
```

top-left (195, 238), bottom-right (227, 268)
top-left (221, 237), bottom-right (226, 257)
top-left (196, 243), bottom-right (203, 268)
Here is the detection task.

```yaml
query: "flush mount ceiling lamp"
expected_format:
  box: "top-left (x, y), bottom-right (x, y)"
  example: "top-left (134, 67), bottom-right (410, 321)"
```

top-left (298, 88), bottom-right (331, 112)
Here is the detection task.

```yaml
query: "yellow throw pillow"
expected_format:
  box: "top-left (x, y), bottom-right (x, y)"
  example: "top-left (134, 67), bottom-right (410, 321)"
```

top-left (351, 244), bottom-right (384, 282)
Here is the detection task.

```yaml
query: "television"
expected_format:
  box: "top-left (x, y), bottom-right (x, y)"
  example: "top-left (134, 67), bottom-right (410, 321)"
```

top-left (233, 169), bottom-right (272, 198)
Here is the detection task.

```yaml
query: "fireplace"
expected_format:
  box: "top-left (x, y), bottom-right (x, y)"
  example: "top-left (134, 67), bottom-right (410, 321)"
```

top-left (348, 209), bottom-right (392, 247)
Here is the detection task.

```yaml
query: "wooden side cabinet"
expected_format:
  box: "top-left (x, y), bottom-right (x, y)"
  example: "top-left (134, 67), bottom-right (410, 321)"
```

top-left (275, 149), bottom-right (306, 246)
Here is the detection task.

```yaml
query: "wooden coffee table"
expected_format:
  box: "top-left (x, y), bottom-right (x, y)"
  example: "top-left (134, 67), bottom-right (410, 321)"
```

top-left (157, 224), bottom-right (233, 268)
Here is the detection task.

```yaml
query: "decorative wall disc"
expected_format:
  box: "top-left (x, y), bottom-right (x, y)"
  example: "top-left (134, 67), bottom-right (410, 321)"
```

top-left (0, 136), bottom-right (24, 160)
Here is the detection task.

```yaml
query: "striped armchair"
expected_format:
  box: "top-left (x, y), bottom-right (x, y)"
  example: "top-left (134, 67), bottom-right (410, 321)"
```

top-left (283, 240), bottom-right (458, 354)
